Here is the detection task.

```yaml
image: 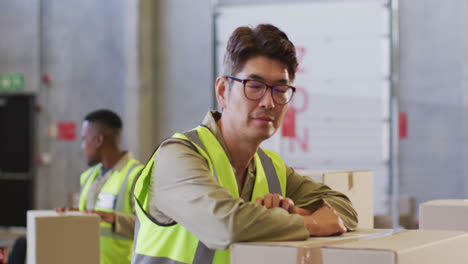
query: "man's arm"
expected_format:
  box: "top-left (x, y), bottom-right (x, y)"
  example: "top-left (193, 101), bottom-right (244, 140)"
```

top-left (149, 139), bottom-right (310, 250)
top-left (113, 212), bottom-right (135, 238)
top-left (284, 166), bottom-right (358, 230)
top-left (255, 193), bottom-right (348, 236)
top-left (80, 211), bottom-right (135, 238)
top-left (85, 166), bottom-right (141, 239)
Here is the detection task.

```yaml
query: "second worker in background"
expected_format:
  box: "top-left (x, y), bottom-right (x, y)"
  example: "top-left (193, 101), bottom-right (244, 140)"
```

top-left (78, 109), bottom-right (143, 264)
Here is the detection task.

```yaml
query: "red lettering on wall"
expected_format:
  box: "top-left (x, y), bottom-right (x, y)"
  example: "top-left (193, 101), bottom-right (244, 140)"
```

top-left (282, 107), bottom-right (296, 138)
top-left (288, 128), bottom-right (309, 153)
top-left (291, 87), bottom-right (309, 114)
top-left (296, 46), bottom-right (307, 74)
top-left (282, 86), bottom-right (310, 153)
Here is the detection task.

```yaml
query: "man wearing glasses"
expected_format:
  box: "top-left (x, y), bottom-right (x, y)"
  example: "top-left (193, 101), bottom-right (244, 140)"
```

top-left (132, 24), bottom-right (357, 264)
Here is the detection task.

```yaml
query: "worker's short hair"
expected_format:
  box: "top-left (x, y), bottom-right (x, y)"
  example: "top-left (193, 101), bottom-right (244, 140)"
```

top-left (223, 24), bottom-right (298, 82)
top-left (84, 109), bottom-right (122, 130)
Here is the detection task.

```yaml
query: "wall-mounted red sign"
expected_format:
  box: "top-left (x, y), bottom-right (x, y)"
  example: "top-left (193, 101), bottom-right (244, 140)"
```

top-left (399, 112), bottom-right (407, 139)
top-left (58, 121), bottom-right (76, 141)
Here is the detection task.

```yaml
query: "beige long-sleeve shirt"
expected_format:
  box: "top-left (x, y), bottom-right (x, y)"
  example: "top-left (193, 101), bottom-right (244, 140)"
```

top-left (149, 111), bottom-right (358, 250)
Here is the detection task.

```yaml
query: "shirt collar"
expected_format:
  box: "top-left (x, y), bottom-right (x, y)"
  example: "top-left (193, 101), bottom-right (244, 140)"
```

top-left (111, 151), bottom-right (133, 172)
top-left (201, 110), bottom-right (257, 173)
top-left (201, 110), bottom-right (229, 153)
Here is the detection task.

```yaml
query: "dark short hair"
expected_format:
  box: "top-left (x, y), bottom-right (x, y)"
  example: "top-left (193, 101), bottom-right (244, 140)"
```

top-left (84, 109), bottom-right (122, 130)
top-left (223, 24), bottom-right (298, 82)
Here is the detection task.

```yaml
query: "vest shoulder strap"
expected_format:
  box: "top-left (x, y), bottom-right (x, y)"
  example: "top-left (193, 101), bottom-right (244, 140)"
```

top-left (257, 148), bottom-right (282, 194)
top-left (80, 164), bottom-right (101, 190)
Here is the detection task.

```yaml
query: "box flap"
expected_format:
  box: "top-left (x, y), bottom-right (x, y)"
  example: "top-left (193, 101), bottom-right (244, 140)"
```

top-left (233, 229), bottom-right (391, 248)
top-left (325, 230), bottom-right (467, 251)
top-left (323, 230), bottom-right (468, 263)
top-left (421, 199), bottom-right (468, 207)
top-left (231, 229), bottom-right (392, 264)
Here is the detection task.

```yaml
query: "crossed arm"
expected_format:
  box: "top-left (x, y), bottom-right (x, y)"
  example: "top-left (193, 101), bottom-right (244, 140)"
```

top-left (255, 193), bottom-right (348, 237)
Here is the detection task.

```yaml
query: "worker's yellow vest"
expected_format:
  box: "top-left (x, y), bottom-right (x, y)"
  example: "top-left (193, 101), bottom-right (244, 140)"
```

top-left (132, 126), bottom-right (286, 264)
top-left (79, 158), bottom-right (143, 264)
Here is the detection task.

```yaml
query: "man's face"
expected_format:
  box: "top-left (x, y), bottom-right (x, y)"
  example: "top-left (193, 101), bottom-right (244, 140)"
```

top-left (221, 56), bottom-right (290, 142)
top-left (80, 121), bottom-right (101, 166)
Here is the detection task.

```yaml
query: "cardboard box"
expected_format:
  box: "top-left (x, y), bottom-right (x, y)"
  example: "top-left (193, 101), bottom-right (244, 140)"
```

top-left (231, 229), bottom-right (393, 264)
top-left (297, 170), bottom-right (374, 228)
top-left (27, 210), bottom-right (100, 264)
top-left (419, 199), bottom-right (468, 230)
top-left (322, 230), bottom-right (468, 263)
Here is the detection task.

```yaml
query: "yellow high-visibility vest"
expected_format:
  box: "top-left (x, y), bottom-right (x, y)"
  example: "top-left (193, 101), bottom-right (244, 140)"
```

top-left (80, 158), bottom-right (143, 264)
top-left (132, 126), bottom-right (286, 264)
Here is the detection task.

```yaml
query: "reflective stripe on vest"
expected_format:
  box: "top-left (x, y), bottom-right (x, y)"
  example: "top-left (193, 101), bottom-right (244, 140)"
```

top-left (81, 165), bottom-right (100, 192)
top-left (115, 163), bottom-right (140, 215)
top-left (256, 148), bottom-right (281, 195)
top-left (79, 165), bottom-right (102, 205)
top-left (132, 126), bottom-right (286, 264)
top-left (133, 240), bottom-right (214, 264)
top-left (100, 162), bottom-right (140, 239)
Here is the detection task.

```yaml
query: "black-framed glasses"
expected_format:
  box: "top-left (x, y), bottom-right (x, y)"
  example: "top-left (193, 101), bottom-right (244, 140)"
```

top-left (225, 76), bottom-right (296, 105)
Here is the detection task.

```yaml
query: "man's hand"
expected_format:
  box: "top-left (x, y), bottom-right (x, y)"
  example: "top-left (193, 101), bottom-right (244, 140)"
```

top-left (255, 193), bottom-right (315, 216)
top-left (85, 210), bottom-right (116, 224)
top-left (55, 206), bottom-right (79, 212)
top-left (54, 207), bottom-right (115, 224)
top-left (255, 193), bottom-right (296, 213)
top-left (303, 205), bottom-right (347, 237)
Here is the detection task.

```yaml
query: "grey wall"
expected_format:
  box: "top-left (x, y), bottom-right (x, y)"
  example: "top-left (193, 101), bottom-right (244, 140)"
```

top-left (147, 0), bottom-right (214, 145)
top-left (0, 0), bottom-right (40, 93)
top-left (465, 0), bottom-right (468, 197)
top-left (399, 0), bottom-right (466, 207)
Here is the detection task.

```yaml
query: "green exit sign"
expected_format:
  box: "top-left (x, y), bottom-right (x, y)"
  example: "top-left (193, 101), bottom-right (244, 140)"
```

top-left (0, 73), bottom-right (24, 91)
